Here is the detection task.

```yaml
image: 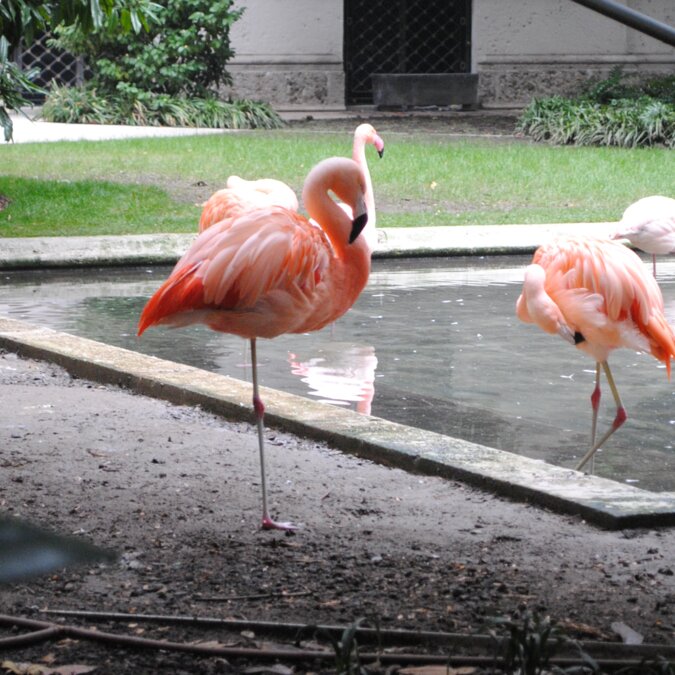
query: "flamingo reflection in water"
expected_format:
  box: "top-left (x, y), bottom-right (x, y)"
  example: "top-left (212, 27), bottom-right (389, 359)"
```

top-left (288, 343), bottom-right (378, 415)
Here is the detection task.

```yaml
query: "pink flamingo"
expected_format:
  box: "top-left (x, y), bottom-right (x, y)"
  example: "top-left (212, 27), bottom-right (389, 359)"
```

top-left (198, 176), bottom-right (299, 233)
top-left (198, 124), bottom-right (384, 240)
top-left (138, 156), bottom-right (371, 531)
top-left (516, 236), bottom-right (675, 471)
top-left (611, 195), bottom-right (675, 276)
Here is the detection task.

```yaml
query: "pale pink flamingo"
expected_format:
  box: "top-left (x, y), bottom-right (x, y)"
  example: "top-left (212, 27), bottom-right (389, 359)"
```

top-left (516, 236), bottom-right (675, 471)
top-left (198, 124), bottom-right (384, 240)
top-left (611, 195), bottom-right (675, 276)
top-left (138, 156), bottom-right (371, 530)
top-left (350, 124), bottom-right (384, 252)
top-left (198, 176), bottom-right (299, 233)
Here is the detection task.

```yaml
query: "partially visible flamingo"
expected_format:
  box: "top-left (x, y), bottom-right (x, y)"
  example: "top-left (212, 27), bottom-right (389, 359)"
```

top-left (138, 156), bottom-right (371, 531)
top-left (350, 124), bottom-right (384, 252)
top-left (199, 176), bottom-right (299, 233)
top-left (516, 236), bottom-right (675, 471)
top-left (611, 195), bottom-right (675, 276)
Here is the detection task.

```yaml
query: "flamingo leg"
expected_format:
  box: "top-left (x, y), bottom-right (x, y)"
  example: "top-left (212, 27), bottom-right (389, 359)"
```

top-left (575, 361), bottom-right (627, 472)
top-left (249, 338), bottom-right (300, 531)
top-left (652, 254), bottom-right (657, 278)
top-left (588, 362), bottom-right (602, 473)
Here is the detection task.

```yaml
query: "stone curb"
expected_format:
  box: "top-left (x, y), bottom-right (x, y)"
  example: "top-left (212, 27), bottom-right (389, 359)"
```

top-left (0, 223), bottom-right (618, 270)
top-left (1, 315), bottom-right (674, 530)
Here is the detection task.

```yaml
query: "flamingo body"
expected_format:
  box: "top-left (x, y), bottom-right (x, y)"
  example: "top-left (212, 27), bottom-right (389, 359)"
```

top-left (611, 195), bottom-right (675, 274)
top-left (138, 156), bottom-right (371, 530)
top-left (199, 176), bottom-right (299, 233)
top-left (517, 235), bottom-right (675, 470)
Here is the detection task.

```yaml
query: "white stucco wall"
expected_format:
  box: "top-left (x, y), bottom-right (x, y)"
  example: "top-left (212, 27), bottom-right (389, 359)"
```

top-left (224, 0), bottom-right (674, 108)
top-left (225, 0), bottom-right (345, 108)
top-left (473, 0), bottom-right (675, 106)
top-left (230, 0), bottom-right (342, 64)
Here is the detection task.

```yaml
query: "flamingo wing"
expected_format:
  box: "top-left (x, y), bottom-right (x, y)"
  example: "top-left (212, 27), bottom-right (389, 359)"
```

top-left (532, 237), bottom-right (675, 371)
top-left (198, 188), bottom-right (262, 233)
top-left (138, 207), bottom-right (331, 338)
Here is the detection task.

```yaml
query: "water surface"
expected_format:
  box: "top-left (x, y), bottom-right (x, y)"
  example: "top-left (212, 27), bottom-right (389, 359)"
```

top-left (1, 255), bottom-right (673, 491)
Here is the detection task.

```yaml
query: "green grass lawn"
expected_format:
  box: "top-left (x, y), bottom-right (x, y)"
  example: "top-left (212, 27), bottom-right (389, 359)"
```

top-left (0, 130), bottom-right (672, 237)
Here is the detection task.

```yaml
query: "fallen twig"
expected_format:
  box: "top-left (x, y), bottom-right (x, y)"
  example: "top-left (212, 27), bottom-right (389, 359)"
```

top-left (33, 609), bottom-right (675, 662)
top-left (0, 613), bottom-right (670, 670)
top-left (194, 590), bottom-right (312, 602)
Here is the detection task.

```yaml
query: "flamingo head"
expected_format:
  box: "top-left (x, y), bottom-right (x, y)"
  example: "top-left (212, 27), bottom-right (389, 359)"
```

top-left (355, 123), bottom-right (385, 158)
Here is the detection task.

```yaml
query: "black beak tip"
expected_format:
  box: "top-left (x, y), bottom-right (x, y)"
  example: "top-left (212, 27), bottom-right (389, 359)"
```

top-left (377, 149), bottom-right (384, 159)
top-left (349, 213), bottom-right (368, 244)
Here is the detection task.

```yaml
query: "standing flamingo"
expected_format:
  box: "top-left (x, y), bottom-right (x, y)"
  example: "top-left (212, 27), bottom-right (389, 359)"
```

top-left (138, 156), bottom-right (371, 530)
top-left (198, 124), bottom-right (384, 240)
top-left (516, 236), bottom-right (675, 471)
top-left (611, 195), bottom-right (675, 276)
top-left (350, 124), bottom-right (384, 252)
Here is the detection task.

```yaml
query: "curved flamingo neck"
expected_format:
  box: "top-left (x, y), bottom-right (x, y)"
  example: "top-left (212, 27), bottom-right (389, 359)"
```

top-left (353, 134), bottom-right (376, 229)
top-left (302, 158), bottom-right (362, 258)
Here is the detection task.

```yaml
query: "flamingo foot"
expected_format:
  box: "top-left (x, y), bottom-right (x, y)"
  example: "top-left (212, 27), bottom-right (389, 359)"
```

top-left (261, 514), bottom-right (302, 531)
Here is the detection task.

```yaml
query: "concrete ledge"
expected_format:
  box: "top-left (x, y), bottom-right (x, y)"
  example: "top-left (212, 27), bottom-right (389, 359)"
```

top-left (0, 234), bottom-right (196, 270)
top-left (0, 223), bottom-right (618, 270)
top-left (372, 74), bottom-right (479, 108)
top-left (1, 315), bottom-right (674, 530)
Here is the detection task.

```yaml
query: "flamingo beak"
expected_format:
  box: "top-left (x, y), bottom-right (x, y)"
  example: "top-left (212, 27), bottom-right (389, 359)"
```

top-left (349, 213), bottom-right (368, 244)
top-left (375, 135), bottom-right (385, 159)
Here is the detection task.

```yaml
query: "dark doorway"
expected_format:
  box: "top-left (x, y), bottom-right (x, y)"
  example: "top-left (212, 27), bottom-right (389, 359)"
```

top-left (344, 0), bottom-right (472, 105)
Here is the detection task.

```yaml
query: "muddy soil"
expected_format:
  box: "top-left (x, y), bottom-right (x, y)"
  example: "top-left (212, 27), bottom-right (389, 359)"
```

top-left (1, 350), bottom-right (674, 673)
top-left (287, 110), bottom-right (522, 136)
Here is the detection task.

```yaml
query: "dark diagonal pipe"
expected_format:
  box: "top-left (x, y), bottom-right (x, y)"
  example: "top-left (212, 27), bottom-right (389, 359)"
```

top-left (569, 0), bottom-right (675, 47)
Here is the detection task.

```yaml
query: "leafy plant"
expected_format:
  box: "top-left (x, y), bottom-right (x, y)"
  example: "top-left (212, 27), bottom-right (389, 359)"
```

top-left (315, 618), bottom-right (368, 675)
top-left (0, 0), bottom-right (157, 140)
top-left (52, 0), bottom-right (241, 99)
top-left (582, 66), bottom-right (675, 105)
top-left (518, 70), bottom-right (675, 148)
top-left (0, 38), bottom-right (43, 141)
top-left (43, 0), bottom-right (283, 130)
top-left (491, 611), bottom-right (564, 675)
top-left (42, 83), bottom-right (283, 129)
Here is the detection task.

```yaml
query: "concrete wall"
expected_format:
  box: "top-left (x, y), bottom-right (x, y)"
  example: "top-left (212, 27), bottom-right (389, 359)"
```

top-left (224, 0), bottom-right (675, 109)
top-left (474, 0), bottom-right (675, 107)
top-left (224, 0), bottom-right (345, 109)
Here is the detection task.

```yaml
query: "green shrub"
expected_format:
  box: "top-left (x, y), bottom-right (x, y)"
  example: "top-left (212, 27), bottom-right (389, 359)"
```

top-left (42, 84), bottom-right (283, 129)
top-left (53, 0), bottom-right (241, 98)
top-left (518, 69), bottom-right (675, 148)
top-left (42, 0), bottom-right (283, 130)
top-left (582, 65), bottom-right (675, 105)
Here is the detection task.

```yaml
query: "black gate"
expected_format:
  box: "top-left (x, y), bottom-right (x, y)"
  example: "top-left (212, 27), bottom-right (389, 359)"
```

top-left (344, 0), bottom-right (472, 105)
top-left (12, 33), bottom-right (86, 101)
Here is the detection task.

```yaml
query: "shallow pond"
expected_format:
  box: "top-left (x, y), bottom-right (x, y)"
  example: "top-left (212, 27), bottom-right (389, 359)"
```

top-left (1, 255), bottom-right (674, 491)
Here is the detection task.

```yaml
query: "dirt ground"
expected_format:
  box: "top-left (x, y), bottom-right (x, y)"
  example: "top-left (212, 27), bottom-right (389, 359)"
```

top-left (285, 110), bottom-right (523, 137)
top-left (1, 349), bottom-right (674, 673)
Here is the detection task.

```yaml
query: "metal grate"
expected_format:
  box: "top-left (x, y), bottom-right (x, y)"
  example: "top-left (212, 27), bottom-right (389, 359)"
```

top-left (12, 32), bottom-right (86, 101)
top-left (344, 0), bottom-right (472, 105)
